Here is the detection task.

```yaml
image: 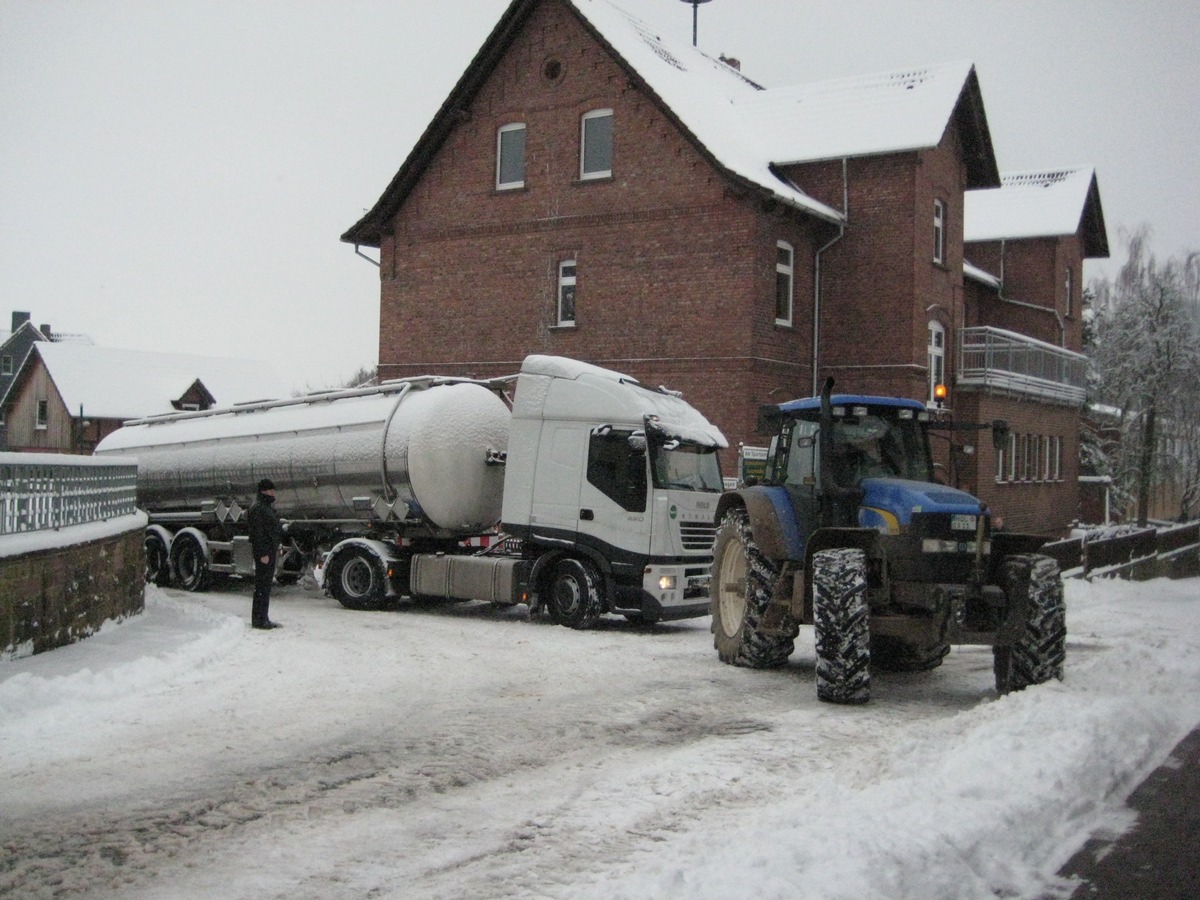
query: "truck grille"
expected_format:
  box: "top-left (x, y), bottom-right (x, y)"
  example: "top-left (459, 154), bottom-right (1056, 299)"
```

top-left (679, 521), bottom-right (718, 551)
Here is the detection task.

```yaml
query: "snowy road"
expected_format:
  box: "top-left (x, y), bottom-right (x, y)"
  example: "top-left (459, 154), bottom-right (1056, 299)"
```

top-left (2, 575), bottom-right (1199, 899)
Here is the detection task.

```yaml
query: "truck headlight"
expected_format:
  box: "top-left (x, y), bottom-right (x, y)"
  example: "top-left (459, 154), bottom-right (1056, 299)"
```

top-left (658, 575), bottom-right (677, 591)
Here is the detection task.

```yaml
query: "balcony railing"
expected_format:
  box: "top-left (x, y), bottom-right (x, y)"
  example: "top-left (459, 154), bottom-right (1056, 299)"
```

top-left (0, 453), bottom-right (138, 536)
top-left (957, 326), bottom-right (1087, 405)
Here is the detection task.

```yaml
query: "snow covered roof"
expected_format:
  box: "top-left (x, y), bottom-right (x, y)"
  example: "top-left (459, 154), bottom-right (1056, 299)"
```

top-left (32, 342), bottom-right (287, 420)
top-left (964, 167), bottom-right (1109, 257)
top-left (343, 0), bottom-right (1000, 246)
top-left (963, 260), bottom-right (1001, 290)
top-left (732, 60), bottom-right (995, 178)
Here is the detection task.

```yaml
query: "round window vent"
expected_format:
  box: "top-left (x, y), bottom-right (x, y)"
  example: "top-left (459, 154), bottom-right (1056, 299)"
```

top-left (543, 58), bottom-right (563, 82)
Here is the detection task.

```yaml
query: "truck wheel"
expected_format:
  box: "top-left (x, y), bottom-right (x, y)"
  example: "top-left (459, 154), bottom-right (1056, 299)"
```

top-left (170, 532), bottom-right (210, 592)
top-left (547, 558), bottom-right (603, 629)
top-left (144, 531), bottom-right (170, 586)
top-left (870, 635), bottom-right (948, 672)
top-left (812, 547), bottom-right (870, 704)
top-left (710, 507), bottom-right (794, 668)
top-left (994, 554), bottom-right (1066, 693)
top-left (327, 548), bottom-right (387, 611)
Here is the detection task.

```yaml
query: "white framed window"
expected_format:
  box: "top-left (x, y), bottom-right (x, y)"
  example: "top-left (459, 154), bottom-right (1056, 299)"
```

top-left (36, 398), bottom-right (48, 430)
top-left (995, 436), bottom-right (1006, 483)
top-left (933, 198), bottom-right (946, 265)
top-left (775, 240), bottom-right (794, 326)
top-left (1051, 435), bottom-right (1063, 481)
top-left (557, 259), bottom-right (577, 326)
top-left (1065, 266), bottom-right (1073, 317)
top-left (496, 123), bottom-right (526, 190)
top-left (927, 320), bottom-right (946, 403)
top-left (1032, 435), bottom-right (1043, 482)
top-left (580, 109), bottom-right (613, 180)
top-left (1007, 432), bottom-right (1017, 482)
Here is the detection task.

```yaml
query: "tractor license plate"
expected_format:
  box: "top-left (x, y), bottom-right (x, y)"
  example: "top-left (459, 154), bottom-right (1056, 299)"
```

top-left (951, 514), bottom-right (978, 532)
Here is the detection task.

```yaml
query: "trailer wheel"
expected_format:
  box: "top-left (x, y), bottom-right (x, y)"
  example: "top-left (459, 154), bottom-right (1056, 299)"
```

top-left (710, 507), bottom-right (794, 668)
top-left (547, 558), bottom-right (603, 629)
top-left (327, 548), bottom-right (387, 611)
top-left (170, 532), bottom-right (210, 592)
top-left (994, 553), bottom-right (1065, 694)
top-left (144, 531), bottom-right (170, 586)
top-left (812, 547), bottom-right (870, 704)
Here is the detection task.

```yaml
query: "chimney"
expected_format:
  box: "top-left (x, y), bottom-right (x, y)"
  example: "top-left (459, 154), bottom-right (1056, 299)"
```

top-left (41, 323), bottom-right (53, 339)
top-left (719, 54), bottom-right (741, 71)
top-left (12, 311), bottom-right (30, 331)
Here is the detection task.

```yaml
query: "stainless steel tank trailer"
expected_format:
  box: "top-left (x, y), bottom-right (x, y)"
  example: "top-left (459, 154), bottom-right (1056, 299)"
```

top-left (94, 355), bottom-right (727, 628)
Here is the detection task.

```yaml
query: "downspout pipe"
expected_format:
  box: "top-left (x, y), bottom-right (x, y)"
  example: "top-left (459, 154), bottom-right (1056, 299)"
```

top-left (995, 239), bottom-right (1067, 346)
top-left (812, 158), bottom-right (848, 396)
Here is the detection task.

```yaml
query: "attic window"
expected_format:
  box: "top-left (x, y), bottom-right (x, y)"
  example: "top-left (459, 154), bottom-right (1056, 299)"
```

top-left (496, 123), bottom-right (526, 190)
top-left (543, 58), bottom-right (563, 82)
top-left (580, 109), bottom-right (613, 180)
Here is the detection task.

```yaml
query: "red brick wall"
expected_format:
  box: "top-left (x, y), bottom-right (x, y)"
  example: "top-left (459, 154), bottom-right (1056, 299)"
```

top-left (376, 0), bottom-right (822, 461)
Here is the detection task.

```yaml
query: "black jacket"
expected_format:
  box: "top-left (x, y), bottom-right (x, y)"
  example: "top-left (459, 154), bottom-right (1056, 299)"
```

top-left (247, 493), bottom-right (283, 563)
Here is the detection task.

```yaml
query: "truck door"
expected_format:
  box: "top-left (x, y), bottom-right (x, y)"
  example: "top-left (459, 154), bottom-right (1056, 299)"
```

top-left (577, 426), bottom-right (651, 562)
top-left (527, 422), bottom-right (588, 539)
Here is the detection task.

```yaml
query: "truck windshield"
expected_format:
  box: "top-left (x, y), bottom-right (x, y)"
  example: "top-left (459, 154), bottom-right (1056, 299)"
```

top-left (829, 412), bottom-right (933, 486)
top-left (650, 443), bottom-right (724, 492)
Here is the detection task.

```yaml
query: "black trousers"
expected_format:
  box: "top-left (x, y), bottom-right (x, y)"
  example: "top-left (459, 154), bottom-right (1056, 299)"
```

top-left (252, 558), bottom-right (275, 625)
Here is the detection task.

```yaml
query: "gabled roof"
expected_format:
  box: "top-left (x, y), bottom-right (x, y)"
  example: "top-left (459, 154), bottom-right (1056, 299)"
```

top-left (733, 61), bottom-right (1000, 187)
top-left (29, 343), bottom-right (286, 420)
top-left (0, 320), bottom-right (50, 408)
top-left (964, 167), bottom-right (1109, 257)
top-left (342, 0), bottom-right (1001, 247)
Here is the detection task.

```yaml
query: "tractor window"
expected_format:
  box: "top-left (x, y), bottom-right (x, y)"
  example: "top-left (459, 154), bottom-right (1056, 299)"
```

top-left (587, 429), bottom-right (647, 512)
top-left (830, 413), bottom-right (932, 485)
top-left (784, 420), bottom-right (819, 488)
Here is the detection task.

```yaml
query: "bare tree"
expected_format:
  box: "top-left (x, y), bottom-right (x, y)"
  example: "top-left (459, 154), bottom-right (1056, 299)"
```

top-left (1088, 229), bottom-right (1200, 524)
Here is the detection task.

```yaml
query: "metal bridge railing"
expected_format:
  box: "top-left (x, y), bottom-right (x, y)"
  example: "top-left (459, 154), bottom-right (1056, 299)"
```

top-left (958, 326), bottom-right (1087, 405)
top-left (0, 453), bottom-right (138, 536)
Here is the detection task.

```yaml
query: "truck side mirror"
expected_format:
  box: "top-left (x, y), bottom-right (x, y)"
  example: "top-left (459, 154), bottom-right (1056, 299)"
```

top-left (991, 419), bottom-right (1010, 450)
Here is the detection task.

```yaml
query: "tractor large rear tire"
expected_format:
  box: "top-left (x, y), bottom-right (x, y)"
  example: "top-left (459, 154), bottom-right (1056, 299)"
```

top-left (994, 553), bottom-right (1066, 693)
top-left (813, 547), bottom-right (870, 704)
top-left (710, 507), bottom-right (795, 668)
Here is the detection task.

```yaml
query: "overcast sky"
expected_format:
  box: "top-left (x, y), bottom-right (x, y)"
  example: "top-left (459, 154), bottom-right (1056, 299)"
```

top-left (2, 0), bottom-right (1196, 392)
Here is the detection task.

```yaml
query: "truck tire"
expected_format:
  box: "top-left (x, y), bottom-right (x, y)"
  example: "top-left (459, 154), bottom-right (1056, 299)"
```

top-left (145, 531), bottom-right (170, 586)
top-left (813, 547), bottom-right (870, 704)
top-left (710, 507), bottom-right (794, 668)
top-left (994, 553), bottom-right (1066, 693)
top-left (170, 532), bottom-right (210, 592)
top-left (327, 548), bottom-right (388, 611)
top-left (547, 558), bottom-right (604, 629)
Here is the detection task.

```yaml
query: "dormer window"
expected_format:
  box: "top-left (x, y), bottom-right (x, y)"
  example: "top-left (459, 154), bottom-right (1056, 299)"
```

top-left (496, 123), bottom-right (526, 190)
top-left (580, 109), bottom-right (613, 180)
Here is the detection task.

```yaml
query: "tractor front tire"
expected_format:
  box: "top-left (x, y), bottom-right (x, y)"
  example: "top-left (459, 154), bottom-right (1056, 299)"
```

top-left (813, 547), bottom-right (870, 704)
top-left (995, 553), bottom-right (1066, 693)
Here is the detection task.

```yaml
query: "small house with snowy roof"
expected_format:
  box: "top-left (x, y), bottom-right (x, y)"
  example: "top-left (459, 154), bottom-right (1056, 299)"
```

top-left (344, 0), bottom-right (1106, 534)
top-left (3, 342), bottom-right (285, 454)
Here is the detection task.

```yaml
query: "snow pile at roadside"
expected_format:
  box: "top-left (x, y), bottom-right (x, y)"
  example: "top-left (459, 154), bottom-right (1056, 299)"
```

top-left (609, 576), bottom-right (1200, 900)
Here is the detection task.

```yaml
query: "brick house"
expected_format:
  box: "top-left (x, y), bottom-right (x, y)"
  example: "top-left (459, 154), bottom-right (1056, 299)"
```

top-left (343, 0), bottom-right (1105, 536)
top-left (4, 342), bottom-right (285, 454)
top-left (959, 168), bottom-right (1108, 531)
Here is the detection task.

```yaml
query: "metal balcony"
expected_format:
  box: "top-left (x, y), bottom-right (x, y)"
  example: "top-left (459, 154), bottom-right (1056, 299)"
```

top-left (957, 326), bottom-right (1087, 405)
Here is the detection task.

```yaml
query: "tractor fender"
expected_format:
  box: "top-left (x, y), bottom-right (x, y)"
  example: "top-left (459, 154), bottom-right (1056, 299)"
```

top-left (715, 486), bottom-right (804, 563)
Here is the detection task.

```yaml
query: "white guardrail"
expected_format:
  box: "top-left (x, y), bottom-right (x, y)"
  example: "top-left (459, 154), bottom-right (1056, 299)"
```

top-left (0, 452), bottom-right (138, 536)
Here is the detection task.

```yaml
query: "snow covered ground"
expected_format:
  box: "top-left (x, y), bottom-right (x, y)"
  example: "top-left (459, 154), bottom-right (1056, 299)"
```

top-left (1, 573), bottom-right (1198, 899)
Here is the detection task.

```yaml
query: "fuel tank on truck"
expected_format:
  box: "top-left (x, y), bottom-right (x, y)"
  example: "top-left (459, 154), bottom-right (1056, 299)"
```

top-left (93, 379), bottom-right (511, 535)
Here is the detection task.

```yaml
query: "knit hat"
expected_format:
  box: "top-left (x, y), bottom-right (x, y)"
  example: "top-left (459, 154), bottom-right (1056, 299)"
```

top-left (257, 478), bottom-right (276, 493)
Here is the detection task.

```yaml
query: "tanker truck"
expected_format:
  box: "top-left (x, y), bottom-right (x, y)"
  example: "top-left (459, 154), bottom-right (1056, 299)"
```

top-left (93, 354), bottom-right (726, 628)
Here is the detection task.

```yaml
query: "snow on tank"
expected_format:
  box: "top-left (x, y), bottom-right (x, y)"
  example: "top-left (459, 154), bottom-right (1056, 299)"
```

top-left (94, 377), bottom-right (512, 534)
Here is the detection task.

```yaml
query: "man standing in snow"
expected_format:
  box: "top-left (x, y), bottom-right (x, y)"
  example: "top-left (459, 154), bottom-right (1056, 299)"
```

top-left (247, 477), bottom-right (283, 630)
